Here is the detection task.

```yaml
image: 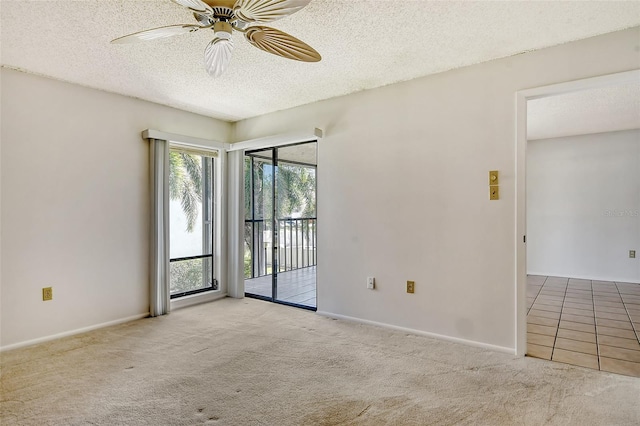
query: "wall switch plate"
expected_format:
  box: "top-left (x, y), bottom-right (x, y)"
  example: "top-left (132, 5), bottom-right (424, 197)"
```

top-left (367, 277), bottom-right (375, 289)
top-left (42, 287), bottom-right (53, 301)
top-left (406, 281), bottom-right (415, 294)
top-left (630, 250), bottom-right (636, 259)
top-left (489, 170), bottom-right (499, 185)
top-left (489, 186), bottom-right (499, 200)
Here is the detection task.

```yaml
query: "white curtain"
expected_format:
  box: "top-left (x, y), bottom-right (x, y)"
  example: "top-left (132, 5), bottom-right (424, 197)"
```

top-left (149, 138), bottom-right (170, 316)
top-left (227, 150), bottom-right (245, 298)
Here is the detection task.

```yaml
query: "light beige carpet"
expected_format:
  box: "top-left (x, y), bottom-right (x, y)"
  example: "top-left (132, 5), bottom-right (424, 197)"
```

top-left (1, 298), bottom-right (639, 425)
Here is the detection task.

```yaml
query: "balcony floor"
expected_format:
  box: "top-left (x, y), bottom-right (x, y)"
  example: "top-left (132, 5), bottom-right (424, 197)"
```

top-left (245, 266), bottom-right (316, 308)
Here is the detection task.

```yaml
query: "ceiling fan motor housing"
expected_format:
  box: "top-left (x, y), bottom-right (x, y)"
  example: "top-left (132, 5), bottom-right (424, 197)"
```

top-left (203, 0), bottom-right (237, 8)
top-left (213, 21), bottom-right (233, 39)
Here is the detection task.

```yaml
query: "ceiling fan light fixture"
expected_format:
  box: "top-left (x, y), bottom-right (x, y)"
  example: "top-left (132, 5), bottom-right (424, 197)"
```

top-left (204, 30), bottom-right (234, 78)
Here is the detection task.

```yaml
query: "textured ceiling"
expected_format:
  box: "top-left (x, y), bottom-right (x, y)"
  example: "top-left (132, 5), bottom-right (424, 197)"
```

top-left (528, 81), bottom-right (640, 140)
top-left (2, 1), bottom-right (640, 122)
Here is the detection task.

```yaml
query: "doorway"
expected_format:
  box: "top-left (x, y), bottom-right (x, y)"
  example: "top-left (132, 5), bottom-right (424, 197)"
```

top-left (243, 141), bottom-right (317, 309)
top-left (516, 70), bottom-right (640, 377)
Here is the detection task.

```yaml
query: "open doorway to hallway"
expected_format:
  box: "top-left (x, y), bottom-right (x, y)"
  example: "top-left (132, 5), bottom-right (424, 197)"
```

top-left (243, 141), bottom-right (317, 309)
top-left (523, 78), bottom-right (640, 377)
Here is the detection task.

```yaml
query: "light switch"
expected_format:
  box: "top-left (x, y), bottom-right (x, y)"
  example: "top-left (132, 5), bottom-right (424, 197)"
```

top-left (367, 277), bottom-right (375, 289)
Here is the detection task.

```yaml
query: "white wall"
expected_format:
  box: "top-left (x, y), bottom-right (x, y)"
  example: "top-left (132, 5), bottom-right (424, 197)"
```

top-left (527, 130), bottom-right (640, 282)
top-left (234, 28), bottom-right (640, 351)
top-left (0, 65), bottom-right (4, 350)
top-left (0, 69), bottom-right (231, 349)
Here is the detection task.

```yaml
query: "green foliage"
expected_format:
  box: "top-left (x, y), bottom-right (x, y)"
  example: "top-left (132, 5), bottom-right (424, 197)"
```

top-left (244, 158), bottom-right (316, 220)
top-left (244, 157), bottom-right (252, 219)
top-left (277, 164), bottom-right (316, 218)
top-left (244, 250), bottom-right (252, 278)
top-left (170, 259), bottom-right (212, 294)
top-left (243, 156), bottom-right (316, 278)
top-left (169, 151), bottom-right (202, 232)
top-left (252, 158), bottom-right (272, 219)
top-left (169, 151), bottom-right (215, 293)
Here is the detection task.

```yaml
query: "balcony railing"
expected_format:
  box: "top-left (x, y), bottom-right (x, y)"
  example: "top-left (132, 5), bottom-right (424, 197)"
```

top-left (244, 217), bottom-right (316, 279)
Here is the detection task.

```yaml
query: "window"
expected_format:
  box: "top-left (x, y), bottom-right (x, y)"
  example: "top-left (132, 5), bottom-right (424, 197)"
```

top-left (169, 148), bottom-right (217, 298)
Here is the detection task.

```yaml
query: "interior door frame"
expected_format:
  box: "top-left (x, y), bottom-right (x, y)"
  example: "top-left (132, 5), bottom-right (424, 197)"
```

top-left (514, 69), bottom-right (640, 356)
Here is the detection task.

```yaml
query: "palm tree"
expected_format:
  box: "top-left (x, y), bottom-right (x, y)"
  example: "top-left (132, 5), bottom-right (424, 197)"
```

top-left (276, 164), bottom-right (315, 218)
top-left (169, 151), bottom-right (202, 232)
top-left (243, 158), bottom-right (316, 277)
top-left (168, 152), bottom-right (208, 294)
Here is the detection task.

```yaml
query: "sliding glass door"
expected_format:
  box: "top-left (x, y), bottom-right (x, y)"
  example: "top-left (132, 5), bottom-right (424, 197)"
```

top-left (244, 142), bottom-right (317, 309)
top-left (244, 148), bottom-right (275, 298)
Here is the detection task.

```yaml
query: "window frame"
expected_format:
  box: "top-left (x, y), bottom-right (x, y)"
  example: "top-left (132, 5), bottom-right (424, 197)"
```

top-left (169, 153), bottom-right (216, 299)
top-left (168, 143), bottom-right (224, 301)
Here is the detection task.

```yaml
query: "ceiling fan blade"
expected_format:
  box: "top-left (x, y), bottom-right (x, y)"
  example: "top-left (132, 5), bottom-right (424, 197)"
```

top-left (245, 26), bottom-right (321, 62)
top-left (111, 25), bottom-right (203, 44)
top-left (234, 0), bottom-right (312, 23)
top-left (171, 0), bottom-right (213, 14)
top-left (204, 37), bottom-right (235, 77)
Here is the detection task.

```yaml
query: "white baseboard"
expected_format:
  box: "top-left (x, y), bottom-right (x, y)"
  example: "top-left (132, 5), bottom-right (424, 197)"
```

top-left (0, 313), bottom-right (149, 353)
top-left (170, 291), bottom-right (227, 310)
top-left (527, 272), bottom-right (639, 284)
top-left (316, 311), bottom-right (515, 355)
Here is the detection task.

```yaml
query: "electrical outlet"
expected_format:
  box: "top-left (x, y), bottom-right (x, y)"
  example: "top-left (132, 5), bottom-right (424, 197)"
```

top-left (367, 277), bottom-right (375, 289)
top-left (630, 250), bottom-right (636, 259)
top-left (42, 287), bottom-right (53, 301)
top-left (406, 281), bottom-right (415, 294)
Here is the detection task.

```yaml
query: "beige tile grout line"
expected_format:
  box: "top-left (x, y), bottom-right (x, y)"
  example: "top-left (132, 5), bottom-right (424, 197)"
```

top-left (550, 277), bottom-right (570, 361)
top-left (614, 281), bottom-right (640, 345)
top-left (527, 276), bottom-right (547, 316)
top-left (535, 279), bottom-right (639, 374)
top-left (590, 279), bottom-right (601, 371)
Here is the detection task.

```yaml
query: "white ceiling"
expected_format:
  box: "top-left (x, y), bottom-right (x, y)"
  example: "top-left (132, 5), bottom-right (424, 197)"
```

top-left (2, 1), bottom-right (640, 122)
top-left (527, 81), bottom-right (640, 140)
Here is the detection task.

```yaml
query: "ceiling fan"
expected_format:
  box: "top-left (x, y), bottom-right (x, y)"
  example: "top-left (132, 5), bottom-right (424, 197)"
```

top-left (111, 0), bottom-right (321, 77)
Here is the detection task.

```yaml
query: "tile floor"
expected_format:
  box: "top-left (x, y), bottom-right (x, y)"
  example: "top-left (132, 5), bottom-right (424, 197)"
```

top-left (527, 276), bottom-right (640, 377)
